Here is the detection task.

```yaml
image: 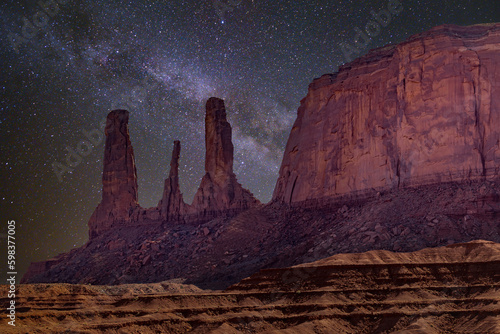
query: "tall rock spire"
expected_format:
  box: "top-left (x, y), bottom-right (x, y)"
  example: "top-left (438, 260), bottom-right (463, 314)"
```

top-left (88, 110), bottom-right (139, 239)
top-left (192, 98), bottom-right (260, 216)
top-left (204, 97), bottom-right (234, 176)
top-left (158, 140), bottom-right (187, 221)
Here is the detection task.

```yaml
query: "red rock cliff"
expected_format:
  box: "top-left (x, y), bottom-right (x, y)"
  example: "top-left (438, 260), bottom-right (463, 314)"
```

top-left (88, 110), bottom-right (139, 238)
top-left (273, 23), bottom-right (500, 205)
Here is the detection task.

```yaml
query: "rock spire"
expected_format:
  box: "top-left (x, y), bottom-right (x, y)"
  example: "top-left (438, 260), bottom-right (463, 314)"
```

top-left (158, 140), bottom-right (187, 220)
top-left (88, 110), bottom-right (139, 239)
top-left (192, 97), bottom-right (260, 215)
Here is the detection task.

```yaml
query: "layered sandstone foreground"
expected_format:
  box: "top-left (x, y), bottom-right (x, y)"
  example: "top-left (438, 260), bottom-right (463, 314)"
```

top-left (274, 23), bottom-right (500, 204)
top-left (4, 241), bottom-right (500, 333)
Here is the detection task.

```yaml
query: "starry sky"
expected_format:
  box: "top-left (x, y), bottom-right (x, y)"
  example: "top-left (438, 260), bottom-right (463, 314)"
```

top-left (1, 0), bottom-right (499, 281)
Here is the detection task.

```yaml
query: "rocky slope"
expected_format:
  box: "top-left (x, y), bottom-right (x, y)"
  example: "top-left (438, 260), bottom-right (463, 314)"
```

top-left (21, 178), bottom-right (500, 289)
top-left (5, 241), bottom-right (500, 333)
top-left (273, 23), bottom-right (500, 204)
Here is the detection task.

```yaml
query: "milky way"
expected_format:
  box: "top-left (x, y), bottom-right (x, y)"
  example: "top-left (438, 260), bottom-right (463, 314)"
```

top-left (1, 0), bottom-right (498, 280)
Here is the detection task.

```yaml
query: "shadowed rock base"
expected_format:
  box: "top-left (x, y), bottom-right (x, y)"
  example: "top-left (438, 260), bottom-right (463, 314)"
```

top-left (21, 180), bottom-right (500, 288)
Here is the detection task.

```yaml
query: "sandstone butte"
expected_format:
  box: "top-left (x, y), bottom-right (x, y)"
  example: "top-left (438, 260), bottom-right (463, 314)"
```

top-left (273, 23), bottom-right (500, 205)
top-left (21, 23), bottom-right (500, 289)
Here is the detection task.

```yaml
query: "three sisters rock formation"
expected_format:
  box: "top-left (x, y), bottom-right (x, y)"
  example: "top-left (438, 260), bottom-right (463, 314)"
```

top-left (89, 97), bottom-right (260, 239)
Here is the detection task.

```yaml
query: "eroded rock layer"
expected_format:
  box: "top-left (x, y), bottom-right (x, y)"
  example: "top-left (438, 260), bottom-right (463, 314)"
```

top-left (7, 241), bottom-right (500, 334)
top-left (273, 23), bottom-right (500, 204)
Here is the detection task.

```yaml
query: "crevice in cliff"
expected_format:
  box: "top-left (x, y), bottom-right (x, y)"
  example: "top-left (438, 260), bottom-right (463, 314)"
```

top-left (124, 127), bottom-right (138, 208)
top-left (289, 176), bottom-right (298, 205)
top-left (396, 158), bottom-right (401, 188)
top-left (470, 49), bottom-right (486, 177)
top-left (474, 105), bottom-right (487, 177)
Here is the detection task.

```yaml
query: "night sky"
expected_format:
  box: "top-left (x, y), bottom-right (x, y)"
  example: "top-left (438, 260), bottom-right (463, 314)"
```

top-left (1, 0), bottom-right (499, 281)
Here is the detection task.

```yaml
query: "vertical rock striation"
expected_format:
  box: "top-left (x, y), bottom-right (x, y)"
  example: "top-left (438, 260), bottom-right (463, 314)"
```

top-left (158, 140), bottom-right (188, 221)
top-left (273, 23), bottom-right (500, 205)
top-left (88, 110), bottom-right (139, 239)
top-left (192, 97), bottom-right (260, 216)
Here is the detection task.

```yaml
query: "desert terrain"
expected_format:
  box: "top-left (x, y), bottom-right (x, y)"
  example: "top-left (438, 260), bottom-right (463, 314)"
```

top-left (3, 240), bottom-right (500, 333)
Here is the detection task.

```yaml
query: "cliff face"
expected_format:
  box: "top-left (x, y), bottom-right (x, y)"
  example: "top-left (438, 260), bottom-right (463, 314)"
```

top-left (273, 24), bottom-right (500, 204)
top-left (88, 110), bottom-right (139, 238)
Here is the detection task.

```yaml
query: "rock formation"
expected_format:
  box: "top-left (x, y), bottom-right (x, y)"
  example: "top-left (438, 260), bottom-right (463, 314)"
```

top-left (158, 140), bottom-right (188, 221)
top-left (22, 23), bottom-right (500, 291)
top-left (88, 110), bottom-right (139, 239)
top-left (87, 98), bottom-right (258, 238)
top-left (273, 23), bottom-right (500, 204)
top-left (192, 97), bottom-right (260, 215)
